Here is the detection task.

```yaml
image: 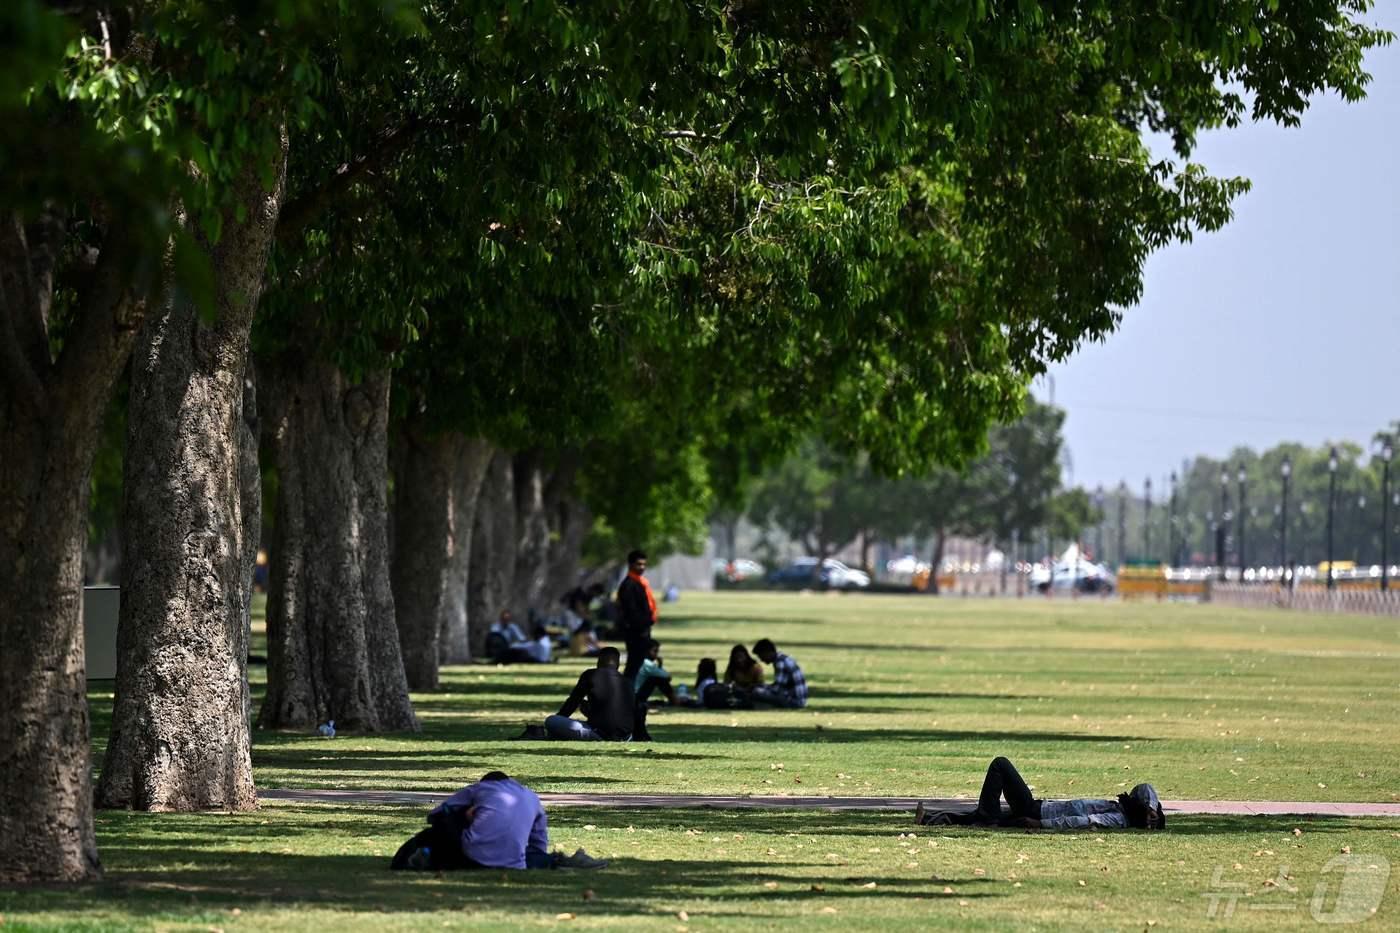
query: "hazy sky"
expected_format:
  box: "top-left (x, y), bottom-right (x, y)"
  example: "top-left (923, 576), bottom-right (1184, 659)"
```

top-left (1045, 6), bottom-right (1399, 495)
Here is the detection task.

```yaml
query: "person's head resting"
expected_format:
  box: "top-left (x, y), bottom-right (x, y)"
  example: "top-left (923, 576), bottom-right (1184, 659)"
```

top-left (627, 549), bottom-right (647, 576)
top-left (499, 608), bottom-right (513, 624)
top-left (646, 638), bottom-right (662, 661)
top-left (697, 658), bottom-right (718, 682)
top-left (1117, 783), bottom-right (1167, 830)
top-left (596, 646), bottom-right (622, 670)
top-left (481, 770), bottom-right (510, 783)
top-left (753, 639), bottom-right (778, 663)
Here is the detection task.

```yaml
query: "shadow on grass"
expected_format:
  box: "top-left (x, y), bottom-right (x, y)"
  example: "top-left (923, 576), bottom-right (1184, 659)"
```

top-left (640, 724), bottom-right (1152, 745)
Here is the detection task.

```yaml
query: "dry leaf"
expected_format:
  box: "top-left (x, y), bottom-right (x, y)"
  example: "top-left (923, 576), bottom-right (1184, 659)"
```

top-left (860, 881), bottom-right (878, 889)
top-left (677, 910), bottom-right (689, 921)
top-left (1078, 880), bottom-right (1086, 887)
top-left (1292, 828), bottom-right (1303, 837)
top-left (583, 824), bottom-right (597, 831)
top-left (942, 886), bottom-right (954, 894)
top-left (1341, 846), bottom-right (1352, 854)
top-left (555, 913), bottom-right (576, 921)
top-left (819, 907), bottom-right (838, 914)
top-left (958, 900), bottom-right (970, 906)
top-left (810, 884), bottom-right (826, 892)
top-left (763, 881), bottom-right (779, 890)
top-left (973, 868), bottom-right (986, 876)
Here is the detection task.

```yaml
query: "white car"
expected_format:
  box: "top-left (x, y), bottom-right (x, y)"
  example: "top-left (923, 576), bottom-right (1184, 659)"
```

top-left (1029, 559), bottom-right (1115, 593)
top-left (768, 557), bottom-right (870, 589)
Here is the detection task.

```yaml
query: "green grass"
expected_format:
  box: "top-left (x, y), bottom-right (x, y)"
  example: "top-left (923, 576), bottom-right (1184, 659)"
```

top-left (9, 592), bottom-right (1400, 930)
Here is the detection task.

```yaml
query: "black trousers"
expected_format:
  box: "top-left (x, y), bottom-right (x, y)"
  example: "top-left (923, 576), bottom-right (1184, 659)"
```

top-left (622, 627), bottom-right (651, 681)
top-left (969, 756), bottom-right (1042, 823)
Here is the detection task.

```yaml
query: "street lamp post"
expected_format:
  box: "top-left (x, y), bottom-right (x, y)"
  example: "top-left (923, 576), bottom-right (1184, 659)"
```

top-left (1382, 442), bottom-right (1393, 592)
top-left (1206, 510), bottom-right (1215, 565)
top-left (1094, 486), bottom-right (1105, 564)
top-left (1280, 457), bottom-right (1292, 588)
top-left (1117, 481), bottom-right (1128, 565)
top-left (1326, 447), bottom-right (1339, 591)
top-left (1168, 471), bottom-right (1178, 568)
top-left (1217, 467), bottom-right (1229, 579)
top-left (1237, 465), bottom-right (1248, 579)
top-left (1143, 476), bottom-right (1152, 562)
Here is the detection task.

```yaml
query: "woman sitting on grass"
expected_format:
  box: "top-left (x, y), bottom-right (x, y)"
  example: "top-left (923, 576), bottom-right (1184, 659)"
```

top-left (917, 757), bottom-right (1166, 831)
top-left (723, 644), bottom-right (764, 688)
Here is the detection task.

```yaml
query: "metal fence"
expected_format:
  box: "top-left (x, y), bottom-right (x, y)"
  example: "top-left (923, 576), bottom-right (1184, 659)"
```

top-left (1209, 581), bottom-right (1400, 617)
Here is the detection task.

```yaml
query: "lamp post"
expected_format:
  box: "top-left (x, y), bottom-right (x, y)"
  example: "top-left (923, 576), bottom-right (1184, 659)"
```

top-left (1382, 441), bottom-right (1393, 592)
top-left (1143, 476), bottom-right (1153, 562)
top-left (1217, 467), bottom-right (1229, 579)
top-left (1280, 457), bottom-right (1292, 588)
top-left (1094, 486), bottom-right (1105, 563)
top-left (1237, 464), bottom-right (1248, 579)
top-left (1168, 471), bottom-right (1178, 568)
top-left (1326, 447), bottom-right (1339, 590)
top-left (1206, 510), bottom-right (1215, 565)
top-left (1117, 481), bottom-right (1127, 565)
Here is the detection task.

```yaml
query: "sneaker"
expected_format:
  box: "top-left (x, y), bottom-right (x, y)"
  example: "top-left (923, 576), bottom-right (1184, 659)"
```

top-left (556, 848), bottom-right (609, 870)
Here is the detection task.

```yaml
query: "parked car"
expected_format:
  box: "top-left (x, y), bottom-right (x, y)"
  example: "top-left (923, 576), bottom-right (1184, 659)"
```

top-left (1029, 558), bottom-right (1116, 594)
top-left (713, 558), bottom-right (765, 582)
top-left (767, 557), bottom-right (870, 590)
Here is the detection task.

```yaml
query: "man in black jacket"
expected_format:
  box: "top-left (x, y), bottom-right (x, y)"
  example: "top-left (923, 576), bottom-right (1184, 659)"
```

top-left (616, 549), bottom-right (657, 680)
top-left (543, 648), bottom-right (636, 740)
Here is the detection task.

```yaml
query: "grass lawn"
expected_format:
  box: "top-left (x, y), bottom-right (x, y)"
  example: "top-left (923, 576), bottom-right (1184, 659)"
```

top-left (8, 592), bottom-right (1399, 930)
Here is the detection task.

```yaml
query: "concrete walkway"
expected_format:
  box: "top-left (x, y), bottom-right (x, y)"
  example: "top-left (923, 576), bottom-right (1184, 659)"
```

top-left (260, 788), bottom-right (1400, 818)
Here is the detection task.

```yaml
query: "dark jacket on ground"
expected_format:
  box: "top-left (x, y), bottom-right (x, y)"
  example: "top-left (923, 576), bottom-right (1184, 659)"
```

top-left (616, 575), bottom-right (655, 636)
top-left (557, 667), bottom-right (636, 739)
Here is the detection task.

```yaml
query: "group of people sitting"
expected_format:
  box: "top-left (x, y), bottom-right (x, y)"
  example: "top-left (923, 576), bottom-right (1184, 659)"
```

top-left (531, 637), bottom-right (807, 742)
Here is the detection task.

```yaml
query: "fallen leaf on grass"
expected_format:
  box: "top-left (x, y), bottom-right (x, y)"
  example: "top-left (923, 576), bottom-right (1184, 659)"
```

top-left (1078, 880), bottom-right (1086, 887)
top-left (860, 881), bottom-right (878, 889)
top-left (677, 910), bottom-right (689, 921)
top-left (1341, 846), bottom-right (1351, 854)
top-left (958, 900), bottom-right (970, 906)
top-left (763, 881), bottom-right (779, 890)
top-left (583, 825), bottom-right (597, 831)
top-left (973, 868), bottom-right (985, 876)
top-left (1293, 828), bottom-right (1303, 837)
top-left (819, 907), bottom-right (838, 914)
top-left (555, 913), bottom-right (576, 921)
top-left (810, 884), bottom-right (826, 892)
top-left (942, 886), bottom-right (954, 894)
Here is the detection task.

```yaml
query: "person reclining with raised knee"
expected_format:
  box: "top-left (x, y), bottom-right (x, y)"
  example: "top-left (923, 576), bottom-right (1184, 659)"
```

top-left (391, 771), bottom-right (606, 870)
top-left (916, 756), bottom-right (1166, 830)
top-left (544, 647), bottom-right (635, 741)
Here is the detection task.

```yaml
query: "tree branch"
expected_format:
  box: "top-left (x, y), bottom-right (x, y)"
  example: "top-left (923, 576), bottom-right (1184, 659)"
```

top-left (276, 104), bottom-right (477, 246)
top-left (0, 212), bottom-right (50, 413)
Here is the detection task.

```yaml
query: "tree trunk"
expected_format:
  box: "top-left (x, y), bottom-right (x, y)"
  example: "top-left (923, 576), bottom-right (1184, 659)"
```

top-left (391, 429), bottom-right (492, 688)
top-left (928, 527), bottom-right (948, 595)
top-left (510, 452), bottom-right (552, 614)
top-left (1, 207), bottom-right (150, 882)
top-left (543, 497), bottom-right (592, 603)
top-left (96, 150), bottom-right (284, 812)
top-left (468, 451), bottom-right (516, 655)
top-left (258, 361), bottom-right (417, 732)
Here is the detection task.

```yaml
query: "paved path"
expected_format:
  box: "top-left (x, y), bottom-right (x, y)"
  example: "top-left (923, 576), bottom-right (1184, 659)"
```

top-left (260, 788), bottom-right (1400, 818)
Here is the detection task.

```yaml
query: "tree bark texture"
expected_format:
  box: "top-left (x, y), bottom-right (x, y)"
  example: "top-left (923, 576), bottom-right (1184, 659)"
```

top-left (98, 150), bottom-right (286, 812)
top-left (0, 207), bottom-right (149, 882)
top-left (258, 361), bottom-right (418, 732)
top-left (391, 429), bottom-right (492, 688)
top-left (510, 452), bottom-right (552, 614)
top-left (467, 451), bottom-right (516, 655)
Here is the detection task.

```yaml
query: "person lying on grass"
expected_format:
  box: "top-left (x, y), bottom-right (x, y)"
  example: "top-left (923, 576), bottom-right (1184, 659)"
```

top-left (916, 757), bottom-right (1166, 830)
top-left (391, 771), bottom-right (606, 870)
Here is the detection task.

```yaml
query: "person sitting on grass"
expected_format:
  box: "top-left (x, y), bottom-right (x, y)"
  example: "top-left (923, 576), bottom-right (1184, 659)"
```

top-left (749, 638), bottom-right (807, 708)
top-left (543, 647), bottom-right (636, 741)
top-left (485, 609), bottom-right (528, 663)
top-left (507, 623), bottom-right (554, 664)
top-left (568, 620), bottom-right (603, 658)
top-left (391, 771), bottom-right (607, 870)
top-left (915, 756), bottom-right (1167, 831)
top-left (633, 638), bottom-right (676, 705)
top-left (723, 644), bottom-right (765, 689)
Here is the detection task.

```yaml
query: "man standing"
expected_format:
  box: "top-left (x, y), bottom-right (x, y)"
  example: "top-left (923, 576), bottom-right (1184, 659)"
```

top-left (617, 548), bottom-right (657, 680)
top-left (751, 638), bottom-right (808, 708)
top-left (544, 647), bottom-right (636, 740)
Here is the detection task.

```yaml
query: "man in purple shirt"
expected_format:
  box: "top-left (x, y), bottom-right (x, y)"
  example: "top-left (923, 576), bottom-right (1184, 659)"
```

top-left (392, 772), bottom-right (607, 871)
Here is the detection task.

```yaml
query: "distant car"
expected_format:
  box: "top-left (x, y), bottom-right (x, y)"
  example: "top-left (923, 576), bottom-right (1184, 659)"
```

top-left (713, 558), bottom-right (765, 582)
top-left (767, 557), bottom-right (870, 590)
top-left (1029, 559), bottom-right (1116, 594)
